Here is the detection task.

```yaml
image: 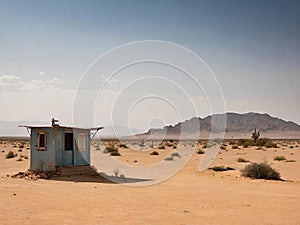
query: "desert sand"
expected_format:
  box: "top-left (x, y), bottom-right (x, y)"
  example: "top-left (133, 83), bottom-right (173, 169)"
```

top-left (0, 138), bottom-right (300, 225)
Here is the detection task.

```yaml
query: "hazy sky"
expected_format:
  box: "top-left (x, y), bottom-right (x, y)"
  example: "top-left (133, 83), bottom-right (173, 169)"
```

top-left (0, 0), bottom-right (299, 132)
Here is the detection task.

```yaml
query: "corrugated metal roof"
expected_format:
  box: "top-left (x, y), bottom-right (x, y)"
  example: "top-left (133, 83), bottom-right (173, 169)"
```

top-left (19, 125), bottom-right (104, 131)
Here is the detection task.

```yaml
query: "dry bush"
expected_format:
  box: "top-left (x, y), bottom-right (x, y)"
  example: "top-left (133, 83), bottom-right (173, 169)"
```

top-left (241, 162), bottom-right (281, 180)
top-left (196, 149), bottom-right (205, 154)
top-left (150, 151), bottom-right (159, 155)
top-left (6, 151), bottom-right (15, 159)
top-left (237, 157), bottom-right (250, 163)
top-left (274, 155), bottom-right (286, 161)
top-left (209, 166), bottom-right (235, 172)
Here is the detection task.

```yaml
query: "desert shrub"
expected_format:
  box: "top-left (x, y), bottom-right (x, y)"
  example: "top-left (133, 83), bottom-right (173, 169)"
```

top-left (256, 138), bottom-right (278, 148)
top-left (110, 151), bottom-right (121, 156)
top-left (171, 152), bottom-right (180, 157)
top-left (150, 151), bottom-right (159, 155)
top-left (202, 144), bottom-right (207, 149)
top-left (241, 162), bottom-right (281, 180)
top-left (105, 146), bottom-right (118, 153)
top-left (232, 145), bottom-right (239, 149)
top-left (265, 142), bottom-right (278, 148)
top-left (173, 146), bottom-right (177, 149)
top-left (238, 139), bottom-right (255, 148)
top-left (289, 146), bottom-right (294, 148)
top-left (196, 149), bottom-right (205, 154)
top-left (6, 151), bottom-right (15, 159)
top-left (158, 146), bottom-right (165, 149)
top-left (228, 140), bottom-right (236, 145)
top-left (237, 158), bottom-right (250, 163)
top-left (18, 149), bottom-right (22, 152)
top-left (164, 156), bottom-right (174, 161)
top-left (210, 166), bottom-right (235, 172)
top-left (220, 146), bottom-right (226, 150)
top-left (256, 147), bottom-right (263, 150)
top-left (119, 144), bottom-right (128, 148)
top-left (274, 155), bottom-right (286, 161)
top-left (17, 158), bottom-right (23, 161)
top-left (24, 156), bottom-right (29, 159)
top-left (19, 145), bottom-right (24, 148)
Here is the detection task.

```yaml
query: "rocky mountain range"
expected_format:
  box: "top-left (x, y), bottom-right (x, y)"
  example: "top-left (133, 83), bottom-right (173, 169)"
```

top-left (138, 112), bottom-right (300, 139)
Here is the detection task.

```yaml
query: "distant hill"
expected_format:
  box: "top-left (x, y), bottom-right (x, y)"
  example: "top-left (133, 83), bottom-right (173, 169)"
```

top-left (137, 112), bottom-right (300, 139)
top-left (1, 113), bottom-right (300, 139)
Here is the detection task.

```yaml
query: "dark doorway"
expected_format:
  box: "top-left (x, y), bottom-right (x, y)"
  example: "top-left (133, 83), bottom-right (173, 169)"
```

top-left (65, 133), bottom-right (73, 150)
top-left (64, 132), bottom-right (74, 166)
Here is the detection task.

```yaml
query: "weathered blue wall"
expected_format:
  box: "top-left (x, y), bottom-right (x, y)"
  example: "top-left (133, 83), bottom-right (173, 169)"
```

top-left (30, 127), bottom-right (91, 172)
top-left (30, 127), bottom-right (56, 171)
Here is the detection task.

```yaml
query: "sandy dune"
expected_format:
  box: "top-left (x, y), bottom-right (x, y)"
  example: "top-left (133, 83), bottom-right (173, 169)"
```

top-left (0, 139), bottom-right (300, 225)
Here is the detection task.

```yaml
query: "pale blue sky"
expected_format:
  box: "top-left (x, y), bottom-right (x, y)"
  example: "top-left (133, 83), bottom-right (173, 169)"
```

top-left (0, 0), bottom-right (299, 131)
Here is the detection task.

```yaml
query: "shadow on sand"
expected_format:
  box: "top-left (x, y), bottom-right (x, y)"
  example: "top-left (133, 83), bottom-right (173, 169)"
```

top-left (49, 173), bottom-right (153, 184)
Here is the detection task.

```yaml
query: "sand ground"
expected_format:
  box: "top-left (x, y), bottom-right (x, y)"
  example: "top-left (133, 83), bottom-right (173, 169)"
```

top-left (0, 139), bottom-right (300, 225)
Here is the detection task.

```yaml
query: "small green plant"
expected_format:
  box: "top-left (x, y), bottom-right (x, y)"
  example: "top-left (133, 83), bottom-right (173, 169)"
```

top-left (274, 155), bottom-right (286, 161)
top-left (237, 158), bottom-right (250, 163)
top-left (150, 151), bottom-right (159, 155)
top-left (6, 151), bottom-right (15, 159)
top-left (241, 162), bottom-right (281, 180)
top-left (210, 166), bottom-right (235, 172)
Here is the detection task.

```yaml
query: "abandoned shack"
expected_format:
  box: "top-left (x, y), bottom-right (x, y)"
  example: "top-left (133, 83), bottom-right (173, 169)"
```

top-left (21, 120), bottom-right (103, 172)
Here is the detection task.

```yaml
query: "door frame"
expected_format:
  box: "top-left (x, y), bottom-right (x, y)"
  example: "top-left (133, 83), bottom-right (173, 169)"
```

top-left (63, 131), bottom-right (74, 166)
